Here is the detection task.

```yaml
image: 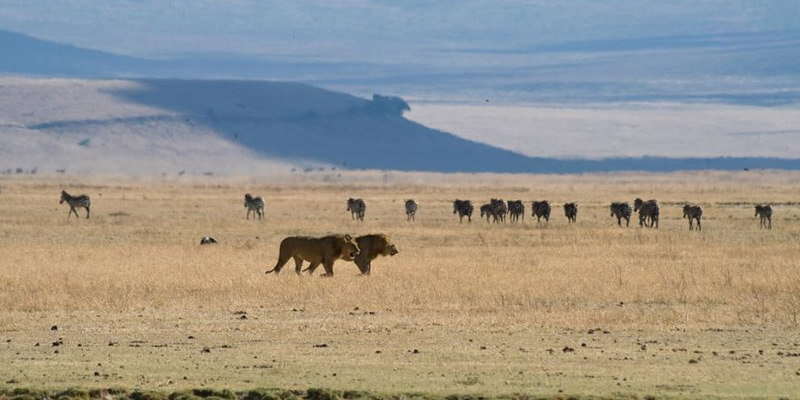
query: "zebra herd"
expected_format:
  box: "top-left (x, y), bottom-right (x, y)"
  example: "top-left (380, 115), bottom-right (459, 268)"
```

top-left (56, 190), bottom-right (775, 230)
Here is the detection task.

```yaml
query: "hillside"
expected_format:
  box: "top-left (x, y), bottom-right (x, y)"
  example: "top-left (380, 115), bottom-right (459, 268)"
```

top-left (0, 78), bottom-right (538, 175)
top-left (2, 77), bottom-right (800, 175)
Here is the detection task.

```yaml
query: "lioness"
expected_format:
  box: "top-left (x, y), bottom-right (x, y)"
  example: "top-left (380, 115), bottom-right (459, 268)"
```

top-left (306, 234), bottom-right (398, 275)
top-left (265, 234), bottom-right (360, 277)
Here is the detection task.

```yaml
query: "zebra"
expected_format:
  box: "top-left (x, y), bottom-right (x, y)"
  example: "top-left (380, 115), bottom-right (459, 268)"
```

top-left (531, 201), bottom-right (551, 222)
top-left (754, 204), bottom-right (772, 229)
top-left (453, 199), bottom-right (473, 223)
top-left (244, 193), bottom-right (265, 220)
top-left (610, 202), bottom-right (632, 227)
top-left (479, 203), bottom-right (495, 223)
top-left (507, 200), bottom-right (524, 223)
top-left (682, 204), bottom-right (702, 231)
top-left (634, 198), bottom-right (659, 228)
top-left (59, 190), bottom-right (90, 219)
top-left (490, 198), bottom-right (508, 223)
top-left (563, 203), bottom-right (578, 223)
top-left (404, 199), bottom-right (418, 222)
top-left (347, 198), bottom-right (366, 221)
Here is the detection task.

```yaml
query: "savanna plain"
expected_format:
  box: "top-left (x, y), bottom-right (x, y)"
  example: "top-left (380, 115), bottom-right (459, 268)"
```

top-left (1, 171), bottom-right (799, 399)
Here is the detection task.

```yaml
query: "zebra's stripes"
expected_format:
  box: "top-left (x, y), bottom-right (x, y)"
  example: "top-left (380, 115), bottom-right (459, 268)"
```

top-left (531, 201), bottom-right (551, 222)
top-left (453, 199), bottom-right (473, 223)
top-left (347, 198), bottom-right (366, 221)
top-left (634, 198), bottom-right (660, 228)
top-left (244, 193), bottom-right (265, 220)
top-left (563, 203), bottom-right (578, 223)
top-left (60, 190), bottom-right (90, 219)
top-left (755, 204), bottom-right (772, 229)
top-left (490, 198), bottom-right (508, 223)
top-left (405, 199), bottom-right (418, 222)
top-left (683, 204), bottom-right (703, 231)
top-left (610, 202), bottom-right (631, 227)
top-left (508, 200), bottom-right (524, 223)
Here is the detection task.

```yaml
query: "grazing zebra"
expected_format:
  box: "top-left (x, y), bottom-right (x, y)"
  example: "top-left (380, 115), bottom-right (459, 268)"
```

top-left (610, 202), bottom-right (632, 227)
top-left (754, 204), bottom-right (772, 229)
top-left (490, 198), bottom-right (508, 223)
top-left (244, 193), bottom-right (265, 220)
top-left (479, 203), bottom-right (495, 223)
top-left (563, 203), bottom-right (578, 223)
top-left (634, 198), bottom-right (660, 228)
top-left (508, 200), bottom-right (524, 223)
top-left (404, 199), bottom-right (418, 222)
top-left (531, 201), bottom-right (551, 222)
top-left (59, 190), bottom-right (91, 219)
top-left (453, 199), bottom-right (473, 223)
top-left (682, 204), bottom-right (703, 231)
top-left (347, 198), bottom-right (366, 221)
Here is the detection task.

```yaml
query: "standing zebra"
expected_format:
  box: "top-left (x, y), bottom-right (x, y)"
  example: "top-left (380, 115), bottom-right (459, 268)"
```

top-left (683, 204), bottom-right (703, 231)
top-left (490, 198), bottom-right (508, 223)
top-left (479, 203), bottom-right (495, 223)
top-left (507, 200), bottom-right (524, 223)
top-left (610, 202), bottom-right (632, 227)
top-left (244, 193), bottom-right (265, 220)
top-left (60, 190), bottom-right (91, 219)
top-left (404, 199), bottom-right (418, 222)
top-left (563, 203), bottom-right (578, 223)
top-left (453, 199), bottom-right (473, 223)
top-left (347, 198), bottom-right (366, 221)
top-left (634, 198), bottom-right (660, 228)
top-left (531, 201), bottom-right (551, 222)
top-left (754, 204), bottom-right (772, 229)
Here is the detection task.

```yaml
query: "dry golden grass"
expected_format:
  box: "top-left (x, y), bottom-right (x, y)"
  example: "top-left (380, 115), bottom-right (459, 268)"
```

top-left (1, 171), bottom-right (799, 398)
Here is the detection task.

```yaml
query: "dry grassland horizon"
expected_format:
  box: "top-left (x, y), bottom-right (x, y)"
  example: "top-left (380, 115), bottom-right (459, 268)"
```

top-left (1, 171), bottom-right (800, 397)
top-left (0, 171), bottom-right (798, 327)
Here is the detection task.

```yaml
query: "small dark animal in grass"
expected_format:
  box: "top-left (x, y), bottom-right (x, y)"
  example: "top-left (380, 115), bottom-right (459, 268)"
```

top-left (754, 204), bottom-right (772, 229)
top-left (60, 190), bottom-right (91, 219)
top-left (200, 236), bottom-right (218, 245)
top-left (507, 200), bottom-right (524, 223)
top-left (347, 198), bottom-right (366, 221)
top-left (634, 198), bottom-right (660, 228)
top-left (683, 204), bottom-right (703, 231)
top-left (244, 193), bottom-right (265, 220)
top-left (563, 203), bottom-right (578, 223)
top-left (531, 201), bottom-right (551, 222)
top-left (265, 234), bottom-right (360, 277)
top-left (306, 234), bottom-right (398, 275)
top-left (453, 199), bottom-right (473, 223)
top-left (404, 199), bottom-right (418, 222)
top-left (610, 202), bottom-right (632, 227)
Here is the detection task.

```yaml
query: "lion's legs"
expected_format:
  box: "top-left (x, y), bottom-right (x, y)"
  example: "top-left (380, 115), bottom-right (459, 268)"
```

top-left (355, 259), bottom-right (370, 275)
top-left (304, 262), bottom-right (320, 275)
top-left (293, 256), bottom-right (304, 275)
top-left (321, 259), bottom-right (334, 277)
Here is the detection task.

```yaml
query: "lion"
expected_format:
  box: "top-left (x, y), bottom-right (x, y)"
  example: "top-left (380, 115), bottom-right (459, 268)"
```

top-left (304, 234), bottom-right (398, 275)
top-left (265, 234), bottom-right (360, 277)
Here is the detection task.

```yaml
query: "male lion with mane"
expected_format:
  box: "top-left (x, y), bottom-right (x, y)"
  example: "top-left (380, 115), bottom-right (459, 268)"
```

top-left (265, 234), bottom-right (359, 277)
top-left (304, 234), bottom-right (398, 275)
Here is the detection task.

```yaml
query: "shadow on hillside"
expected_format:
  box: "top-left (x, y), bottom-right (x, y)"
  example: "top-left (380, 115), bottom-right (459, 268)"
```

top-left (111, 79), bottom-right (800, 173)
top-left (111, 79), bottom-right (537, 172)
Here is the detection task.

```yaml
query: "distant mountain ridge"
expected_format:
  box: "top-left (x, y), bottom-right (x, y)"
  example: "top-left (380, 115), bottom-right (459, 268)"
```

top-left (3, 28), bottom-right (800, 106)
top-left (1, 77), bottom-right (799, 174)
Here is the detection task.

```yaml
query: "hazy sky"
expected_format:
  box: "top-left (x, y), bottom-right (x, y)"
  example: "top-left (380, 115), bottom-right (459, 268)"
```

top-left (1, 0), bottom-right (798, 62)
